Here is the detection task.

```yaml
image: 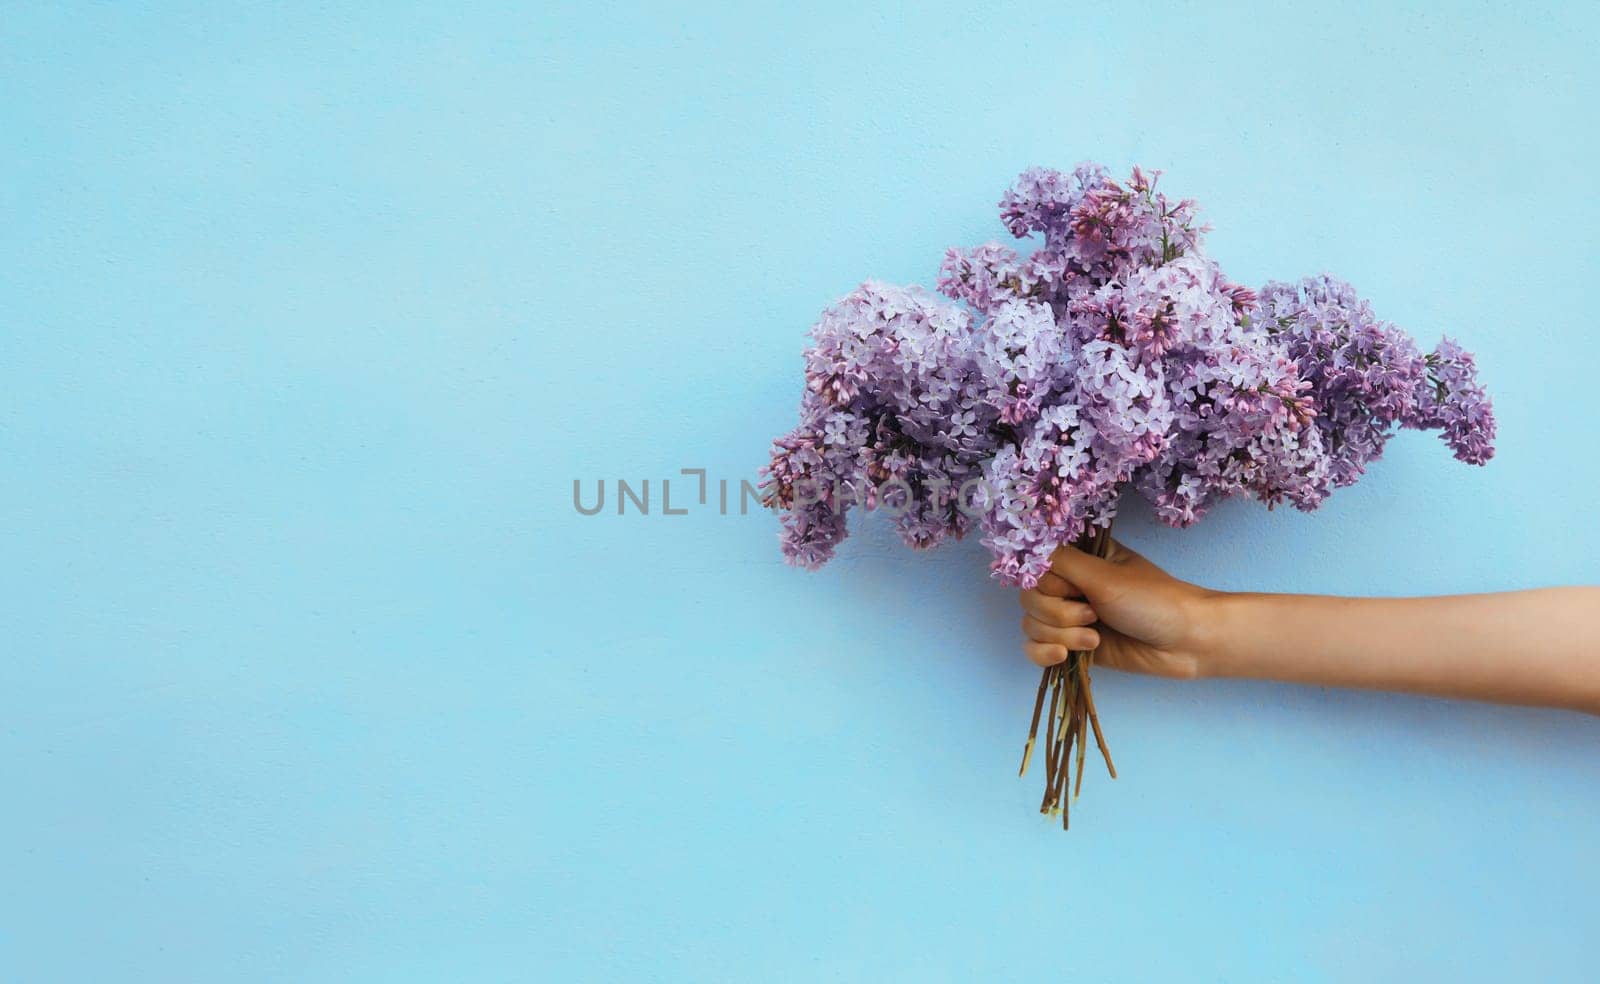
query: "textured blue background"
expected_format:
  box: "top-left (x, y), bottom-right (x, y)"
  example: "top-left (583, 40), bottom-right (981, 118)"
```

top-left (3, 2), bottom-right (1598, 981)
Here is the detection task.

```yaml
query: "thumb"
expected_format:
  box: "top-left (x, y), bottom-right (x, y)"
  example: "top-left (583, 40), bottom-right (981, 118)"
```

top-left (1046, 543), bottom-right (1131, 604)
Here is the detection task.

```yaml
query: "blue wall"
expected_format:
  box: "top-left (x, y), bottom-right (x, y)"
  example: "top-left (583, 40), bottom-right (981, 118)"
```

top-left (3, 2), bottom-right (1597, 980)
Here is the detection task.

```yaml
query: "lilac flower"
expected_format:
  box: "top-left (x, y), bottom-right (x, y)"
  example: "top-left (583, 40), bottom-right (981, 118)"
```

top-left (937, 243), bottom-right (1032, 313)
top-left (1417, 338), bottom-right (1497, 465)
top-left (1258, 275), bottom-right (1495, 486)
top-left (762, 280), bottom-right (996, 564)
top-left (998, 163), bottom-right (1109, 241)
top-left (974, 299), bottom-right (1067, 425)
top-left (978, 404), bottom-right (1118, 586)
top-left (765, 164), bottom-right (1495, 588)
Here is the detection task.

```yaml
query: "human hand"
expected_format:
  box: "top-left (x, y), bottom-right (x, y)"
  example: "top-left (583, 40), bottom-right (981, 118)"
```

top-left (1018, 539), bottom-right (1215, 679)
top-left (1022, 540), bottom-right (1600, 712)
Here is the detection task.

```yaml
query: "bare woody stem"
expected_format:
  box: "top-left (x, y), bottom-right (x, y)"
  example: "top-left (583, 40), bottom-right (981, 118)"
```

top-left (1018, 667), bottom-right (1051, 777)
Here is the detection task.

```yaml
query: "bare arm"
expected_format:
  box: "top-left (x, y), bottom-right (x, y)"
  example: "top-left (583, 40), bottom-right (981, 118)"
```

top-left (1204, 589), bottom-right (1600, 713)
top-left (1019, 541), bottom-right (1600, 715)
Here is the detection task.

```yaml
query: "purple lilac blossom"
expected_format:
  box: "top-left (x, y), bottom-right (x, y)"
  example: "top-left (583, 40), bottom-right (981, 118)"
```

top-left (1417, 337), bottom-right (1496, 465)
top-left (764, 164), bottom-right (1496, 587)
top-left (1258, 275), bottom-right (1496, 484)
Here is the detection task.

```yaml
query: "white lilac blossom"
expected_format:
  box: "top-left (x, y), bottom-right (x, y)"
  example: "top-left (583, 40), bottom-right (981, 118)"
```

top-left (763, 164), bottom-right (1496, 587)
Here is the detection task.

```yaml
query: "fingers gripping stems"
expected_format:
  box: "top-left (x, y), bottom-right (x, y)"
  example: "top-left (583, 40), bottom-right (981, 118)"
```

top-left (1018, 521), bottom-right (1118, 828)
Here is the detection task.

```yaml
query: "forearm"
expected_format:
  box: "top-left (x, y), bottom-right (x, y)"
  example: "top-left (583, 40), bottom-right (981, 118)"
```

top-left (1197, 588), bottom-right (1600, 714)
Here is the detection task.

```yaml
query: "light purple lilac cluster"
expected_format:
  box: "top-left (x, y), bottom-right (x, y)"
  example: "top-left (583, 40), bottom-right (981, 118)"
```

top-left (763, 164), bottom-right (1495, 587)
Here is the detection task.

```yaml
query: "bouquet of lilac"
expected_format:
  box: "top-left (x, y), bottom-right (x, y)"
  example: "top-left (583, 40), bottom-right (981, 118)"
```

top-left (762, 164), bottom-right (1494, 826)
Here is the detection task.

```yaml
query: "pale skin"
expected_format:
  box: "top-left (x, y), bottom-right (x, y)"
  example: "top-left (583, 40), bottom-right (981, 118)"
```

top-left (1020, 541), bottom-right (1600, 716)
